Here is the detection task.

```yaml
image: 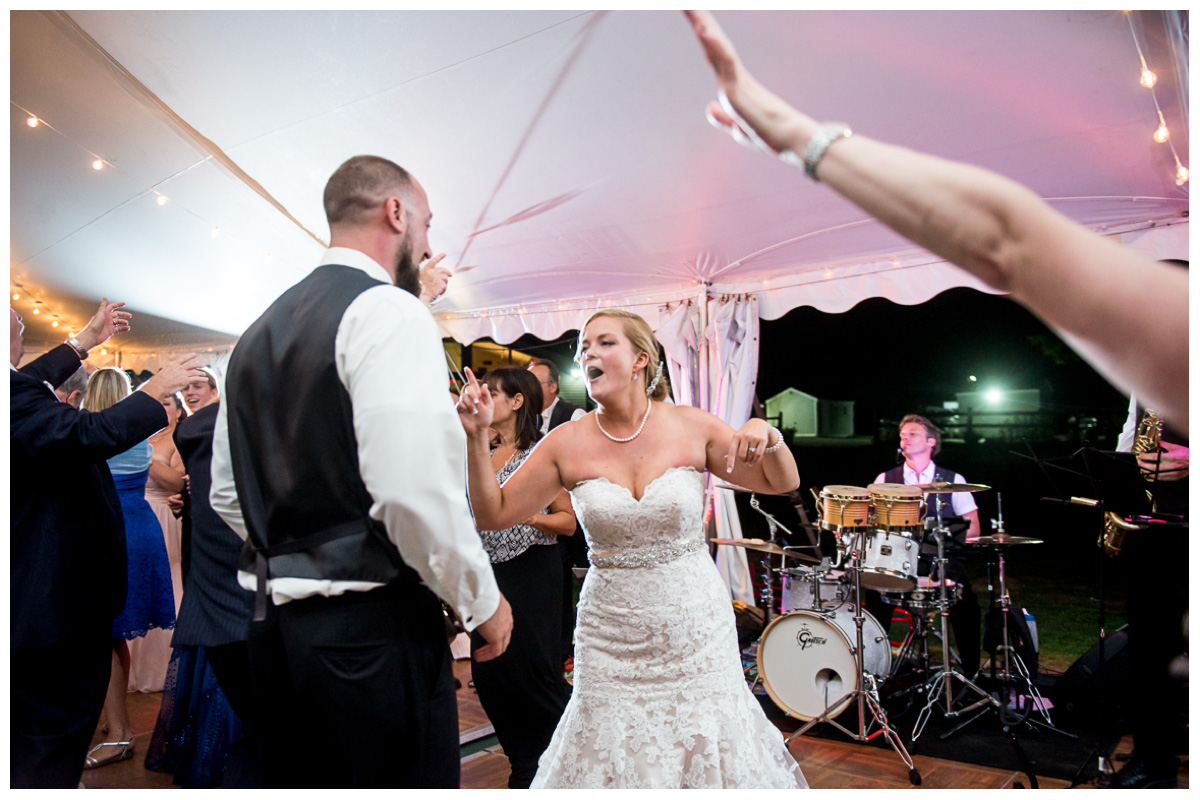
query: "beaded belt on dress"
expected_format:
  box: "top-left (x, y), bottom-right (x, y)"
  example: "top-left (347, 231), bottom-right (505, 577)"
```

top-left (588, 539), bottom-right (704, 569)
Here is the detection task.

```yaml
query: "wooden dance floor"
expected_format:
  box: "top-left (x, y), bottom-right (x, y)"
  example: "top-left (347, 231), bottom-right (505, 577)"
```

top-left (83, 657), bottom-right (1185, 790)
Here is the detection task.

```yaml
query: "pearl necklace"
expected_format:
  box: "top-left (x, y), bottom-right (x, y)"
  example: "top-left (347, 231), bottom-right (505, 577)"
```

top-left (595, 400), bottom-right (652, 443)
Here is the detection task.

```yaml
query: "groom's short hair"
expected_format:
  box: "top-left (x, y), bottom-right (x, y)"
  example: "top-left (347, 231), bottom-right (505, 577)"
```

top-left (323, 156), bottom-right (415, 227)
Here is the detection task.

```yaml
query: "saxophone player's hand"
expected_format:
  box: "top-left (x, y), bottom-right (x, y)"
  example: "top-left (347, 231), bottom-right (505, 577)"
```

top-left (1137, 441), bottom-right (1189, 481)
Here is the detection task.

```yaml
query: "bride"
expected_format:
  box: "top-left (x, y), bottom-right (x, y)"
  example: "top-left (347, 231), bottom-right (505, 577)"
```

top-left (457, 309), bottom-right (808, 789)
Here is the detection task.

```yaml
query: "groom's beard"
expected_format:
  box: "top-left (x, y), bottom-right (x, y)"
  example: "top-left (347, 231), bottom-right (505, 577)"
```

top-left (393, 234), bottom-right (422, 298)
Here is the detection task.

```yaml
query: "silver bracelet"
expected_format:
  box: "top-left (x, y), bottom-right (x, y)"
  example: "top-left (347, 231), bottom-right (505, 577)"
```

top-left (763, 426), bottom-right (786, 453)
top-left (803, 122), bottom-right (853, 181)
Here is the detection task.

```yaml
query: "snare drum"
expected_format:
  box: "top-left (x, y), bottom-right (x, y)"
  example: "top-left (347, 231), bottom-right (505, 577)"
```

top-left (857, 528), bottom-right (919, 591)
top-left (757, 608), bottom-right (892, 721)
top-left (818, 485), bottom-right (872, 531)
top-left (882, 576), bottom-right (963, 610)
top-left (868, 483), bottom-right (924, 531)
top-left (780, 567), bottom-right (848, 613)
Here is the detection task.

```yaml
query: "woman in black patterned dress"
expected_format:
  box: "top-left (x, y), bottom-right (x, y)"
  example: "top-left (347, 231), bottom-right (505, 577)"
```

top-left (469, 366), bottom-right (576, 788)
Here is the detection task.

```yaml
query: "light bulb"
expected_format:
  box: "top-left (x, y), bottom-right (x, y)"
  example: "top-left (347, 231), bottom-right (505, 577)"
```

top-left (31, 308), bottom-right (39, 315)
top-left (156, 194), bottom-right (168, 206)
top-left (100, 348), bottom-right (107, 355)
top-left (92, 159), bottom-right (104, 171)
top-left (26, 116), bottom-right (38, 128)
top-left (211, 226), bottom-right (220, 237)
top-left (1175, 164), bottom-right (1189, 185)
top-left (11, 293), bottom-right (18, 300)
top-left (1140, 68), bottom-right (1157, 88)
top-left (1153, 123), bottom-right (1170, 143)
top-left (51, 320), bottom-right (59, 328)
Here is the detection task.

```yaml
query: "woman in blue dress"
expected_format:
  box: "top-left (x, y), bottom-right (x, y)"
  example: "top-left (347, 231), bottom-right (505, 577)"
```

top-left (80, 368), bottom-right (177, 770)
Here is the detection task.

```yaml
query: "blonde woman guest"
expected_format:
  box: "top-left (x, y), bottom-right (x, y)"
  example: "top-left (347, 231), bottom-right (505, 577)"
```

top-left (80, 368), bottom-right (176, 769)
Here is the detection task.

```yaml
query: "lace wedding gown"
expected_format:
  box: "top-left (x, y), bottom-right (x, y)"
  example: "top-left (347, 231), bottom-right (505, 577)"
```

top-left (530, 466), bottom-right (807, 789)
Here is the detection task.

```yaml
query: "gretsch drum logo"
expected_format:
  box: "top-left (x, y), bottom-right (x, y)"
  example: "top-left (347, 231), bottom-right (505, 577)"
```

top-left (795, 624), bottom-right (828, 650)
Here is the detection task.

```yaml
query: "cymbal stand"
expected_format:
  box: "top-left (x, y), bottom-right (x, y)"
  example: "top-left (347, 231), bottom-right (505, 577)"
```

top-left (912, 494), bottom-right (998, 741)
top-left (787, 525), bottom-right (922, 786)
top-left (944, 497), bottom-right (1071, 741)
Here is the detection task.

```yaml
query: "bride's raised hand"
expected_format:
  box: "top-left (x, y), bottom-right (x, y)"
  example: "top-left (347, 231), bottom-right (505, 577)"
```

top-left (456, 367), bottom-right (495, 437)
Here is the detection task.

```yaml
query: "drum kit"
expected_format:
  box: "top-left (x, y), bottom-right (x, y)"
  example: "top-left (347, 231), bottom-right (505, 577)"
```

top-left (716, 478), bottom-right (1052, 785)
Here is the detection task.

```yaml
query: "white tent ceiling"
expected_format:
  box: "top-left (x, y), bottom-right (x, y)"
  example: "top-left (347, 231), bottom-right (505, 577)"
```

top-left (10, 10), bottom-right (1188, 359)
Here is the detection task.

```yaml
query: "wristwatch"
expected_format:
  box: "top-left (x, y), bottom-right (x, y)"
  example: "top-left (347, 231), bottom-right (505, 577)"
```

top-left (66, 336), bottom-right (89, 359)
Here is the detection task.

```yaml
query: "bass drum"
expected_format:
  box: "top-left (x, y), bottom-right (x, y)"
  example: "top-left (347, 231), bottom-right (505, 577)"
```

top-left (756, 609), bottom-right (891, 721)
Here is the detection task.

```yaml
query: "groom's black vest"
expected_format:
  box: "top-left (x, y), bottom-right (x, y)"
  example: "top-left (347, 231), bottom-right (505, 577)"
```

top-left (226, 264), bottom-right (419, 591)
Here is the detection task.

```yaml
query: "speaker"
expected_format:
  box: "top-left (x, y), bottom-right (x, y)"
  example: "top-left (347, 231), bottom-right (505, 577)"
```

top-left (1049, 628), bottom-right (1131, 718)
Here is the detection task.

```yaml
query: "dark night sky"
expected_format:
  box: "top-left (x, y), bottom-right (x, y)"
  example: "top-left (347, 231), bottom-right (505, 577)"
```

top-left (488, 286), bottom-right (1131, 438)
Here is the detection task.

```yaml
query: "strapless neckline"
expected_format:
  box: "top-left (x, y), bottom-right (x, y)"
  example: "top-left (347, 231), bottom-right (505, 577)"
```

top-left (572, 465), bottom-right (701, 503)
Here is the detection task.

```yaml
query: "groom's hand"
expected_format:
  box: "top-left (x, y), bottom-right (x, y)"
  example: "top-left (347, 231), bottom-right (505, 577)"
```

top-left (472, 593), bottom-right (513, 662)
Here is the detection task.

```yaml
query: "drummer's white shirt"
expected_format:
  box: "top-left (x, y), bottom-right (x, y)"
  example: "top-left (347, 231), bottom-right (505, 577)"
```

top-left (873, 462), bottom-right (978, 517)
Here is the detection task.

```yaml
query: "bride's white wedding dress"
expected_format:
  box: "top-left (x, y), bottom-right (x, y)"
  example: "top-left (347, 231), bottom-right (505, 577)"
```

top-left (530, 466), bottom-right (807, 788)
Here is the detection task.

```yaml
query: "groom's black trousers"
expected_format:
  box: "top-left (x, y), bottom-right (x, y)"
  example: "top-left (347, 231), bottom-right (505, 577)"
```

top-left (247, 582), bottom-right (459, 788)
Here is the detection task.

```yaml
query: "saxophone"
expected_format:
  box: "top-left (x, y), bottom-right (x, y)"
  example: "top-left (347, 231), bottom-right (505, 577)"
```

top-left (1099, 409), bottom-right (1163, 557)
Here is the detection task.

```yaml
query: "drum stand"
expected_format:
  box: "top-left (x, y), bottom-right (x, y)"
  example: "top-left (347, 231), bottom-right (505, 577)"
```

top-left (786, 526), bottom-right (921, 786)
top-left (911, 497), bottom-right (999, 741)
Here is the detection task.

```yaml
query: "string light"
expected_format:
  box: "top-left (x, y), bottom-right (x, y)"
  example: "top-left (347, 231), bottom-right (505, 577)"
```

top-left (156, 194), bottom-right (168, 206)
top-left (1153, 110), bottom-right (1170, 143)
top-left (31, 308), bottom-right (39, 315)
top-left (100, 348), bottom-right (107, 355)
top-left (51, 320), bottom-right (59, 328)
top-left (1127, 12), bottom-right (1187, 187)
top-left (11, 293), bottom-right (18, 300)
top-left (26, 116), bottom-right (38, 128)
top-left (92, 159), bottom-right (104, 171)
top-left (211, 226), bottom-right (220, 237)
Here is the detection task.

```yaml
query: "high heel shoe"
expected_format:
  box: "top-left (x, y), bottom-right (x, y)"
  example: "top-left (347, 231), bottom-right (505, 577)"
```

top-left (83, 740), bottom-right (134, 770)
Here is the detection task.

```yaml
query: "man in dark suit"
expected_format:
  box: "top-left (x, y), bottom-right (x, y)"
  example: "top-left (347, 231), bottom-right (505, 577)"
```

top-left (170, 381), bottom-right (260, 787)
top-left (10, 300), bottom-right (205, 788)
top-left (527, 358), bottom-right (586, 669)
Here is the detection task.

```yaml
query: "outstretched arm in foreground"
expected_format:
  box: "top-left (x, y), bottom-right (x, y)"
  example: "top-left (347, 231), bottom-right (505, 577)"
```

top-left (685, 10), bottom-right (1188, 434)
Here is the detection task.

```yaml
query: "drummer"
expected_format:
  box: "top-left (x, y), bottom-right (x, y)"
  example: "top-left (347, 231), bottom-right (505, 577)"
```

top-left (864, 415), bottom-right (982, 678)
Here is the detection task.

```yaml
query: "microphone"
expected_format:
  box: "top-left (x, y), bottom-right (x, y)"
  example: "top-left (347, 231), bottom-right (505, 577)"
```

top-left (1041, 496), bottom-right (1100, 507)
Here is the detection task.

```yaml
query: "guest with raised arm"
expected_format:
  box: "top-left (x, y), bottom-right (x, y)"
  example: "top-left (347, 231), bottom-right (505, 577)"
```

top-left (684, 9), bottom-right (1188, 434)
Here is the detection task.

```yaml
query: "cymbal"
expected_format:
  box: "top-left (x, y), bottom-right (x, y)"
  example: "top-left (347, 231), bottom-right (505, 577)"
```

top-left (970, 534), bottom-right (1043, 547)
top-left (915, 481), bottom-right (991, 494)
top-left (711, 537), bottom-right (786, 555)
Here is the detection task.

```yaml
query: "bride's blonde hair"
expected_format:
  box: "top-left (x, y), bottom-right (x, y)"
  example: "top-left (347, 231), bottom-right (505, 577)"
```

top-left (577, 309), bottom-right (671, 402)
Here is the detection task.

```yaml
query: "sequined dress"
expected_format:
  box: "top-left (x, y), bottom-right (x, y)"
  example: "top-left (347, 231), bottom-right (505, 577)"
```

top-left (530, 466), bottom-right (807, 788)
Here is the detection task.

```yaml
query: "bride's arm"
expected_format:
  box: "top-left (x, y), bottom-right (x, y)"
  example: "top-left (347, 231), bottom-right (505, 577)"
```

top-left (695, 408), bottom-right (799, 495)
top-left (458, 367), bottom-right (566, 530)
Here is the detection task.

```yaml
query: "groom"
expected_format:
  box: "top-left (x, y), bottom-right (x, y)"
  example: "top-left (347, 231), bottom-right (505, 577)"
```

top-left (211, 155), bottom-right (511, 787)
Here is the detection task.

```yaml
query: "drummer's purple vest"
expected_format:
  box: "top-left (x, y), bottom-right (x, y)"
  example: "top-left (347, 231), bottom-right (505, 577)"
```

top-left (225, 264), bottom-right (421, 608)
